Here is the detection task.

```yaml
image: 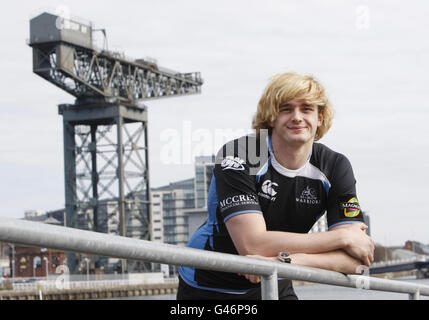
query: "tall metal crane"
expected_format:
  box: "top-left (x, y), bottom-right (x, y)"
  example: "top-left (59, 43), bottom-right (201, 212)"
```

top-left (29, 13), bottom-right (202, 103)
top-left (28, 12), bottom-right (203, 273)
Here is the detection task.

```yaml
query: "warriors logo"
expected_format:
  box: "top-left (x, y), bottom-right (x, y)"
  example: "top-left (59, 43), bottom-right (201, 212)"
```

top-left (296, 186), bottom-right (321, 205)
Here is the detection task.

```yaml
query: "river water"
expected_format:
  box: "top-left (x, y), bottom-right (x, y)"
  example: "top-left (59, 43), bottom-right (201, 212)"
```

top-left (110, 277), bottom-right (429, 300)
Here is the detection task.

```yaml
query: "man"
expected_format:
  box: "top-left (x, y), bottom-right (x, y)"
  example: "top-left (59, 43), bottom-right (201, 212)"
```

top-left (177, 72), bottom-right (374, 300)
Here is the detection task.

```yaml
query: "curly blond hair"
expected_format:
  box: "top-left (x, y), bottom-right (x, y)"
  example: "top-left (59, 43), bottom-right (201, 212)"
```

top-left (252, 72), bottom-right (334, 141)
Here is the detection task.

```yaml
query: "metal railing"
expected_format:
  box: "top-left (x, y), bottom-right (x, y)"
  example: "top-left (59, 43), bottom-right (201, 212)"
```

top-left (11, 277), bottom-right (177, 292)
top-left (1, 216), bottom-right (428, 300)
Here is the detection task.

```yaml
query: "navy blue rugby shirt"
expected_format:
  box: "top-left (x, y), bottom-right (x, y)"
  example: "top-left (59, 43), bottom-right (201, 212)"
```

top-left (178, 134), bottom-right (364, 294)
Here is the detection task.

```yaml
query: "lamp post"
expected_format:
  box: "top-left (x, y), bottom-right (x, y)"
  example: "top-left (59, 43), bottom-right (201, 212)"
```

top-left (84, 258), bottom-right (90, 283)
top-left (43, 257), bottom-right (49, 279)
top-left (10, 244), bottom-right (15, 281)
top-left (33, 257), bottom-right (37, 278)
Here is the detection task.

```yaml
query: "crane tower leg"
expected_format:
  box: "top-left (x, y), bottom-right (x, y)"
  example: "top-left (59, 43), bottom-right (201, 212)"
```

top-left (59, 103), bottom-right (152, 274)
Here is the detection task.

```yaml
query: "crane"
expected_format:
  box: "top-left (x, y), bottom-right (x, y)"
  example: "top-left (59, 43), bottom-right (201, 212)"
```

top-left (29, 12), bottom-right (203, 104)
top-left (28, 12), bottom-right (203, 273)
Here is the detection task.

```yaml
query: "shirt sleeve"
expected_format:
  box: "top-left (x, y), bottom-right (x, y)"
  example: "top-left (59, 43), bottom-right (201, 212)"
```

top-left (214, 140), bottom-right (263, 223)
top-left (326, 154), bottom-right (364, 229)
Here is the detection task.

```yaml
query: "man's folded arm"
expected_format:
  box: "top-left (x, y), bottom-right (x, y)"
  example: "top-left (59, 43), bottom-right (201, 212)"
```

top-left (225, 212), bottom-right (348, 257)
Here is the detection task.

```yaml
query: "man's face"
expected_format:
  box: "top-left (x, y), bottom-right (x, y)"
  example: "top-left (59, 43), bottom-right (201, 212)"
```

top-left (269, 99), bottom-right (323, 147)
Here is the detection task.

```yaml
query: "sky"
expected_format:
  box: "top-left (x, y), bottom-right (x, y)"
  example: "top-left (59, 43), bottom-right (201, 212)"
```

top-left (0, 0), bottom-right (428, 246)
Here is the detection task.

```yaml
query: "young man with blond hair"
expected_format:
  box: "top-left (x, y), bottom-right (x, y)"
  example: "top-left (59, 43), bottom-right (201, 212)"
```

top-left (177, 72), bottom-right (374, 300)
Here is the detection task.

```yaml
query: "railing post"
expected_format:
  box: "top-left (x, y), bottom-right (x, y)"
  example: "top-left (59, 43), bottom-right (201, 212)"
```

top-left (261, 269), bottom-right (278, 300)
top-left (409, 290), bottom-right (420, 300)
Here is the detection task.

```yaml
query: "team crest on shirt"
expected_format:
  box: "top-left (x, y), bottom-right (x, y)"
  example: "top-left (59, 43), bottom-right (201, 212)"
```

top-left (296, 186), bottom-right (321, 205)
top-left (339, 196), bottom-right (361, 217)
top-left (221, 156), bottom-right (245, 171)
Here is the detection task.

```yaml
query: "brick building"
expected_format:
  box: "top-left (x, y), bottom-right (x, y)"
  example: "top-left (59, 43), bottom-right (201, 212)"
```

top-left (3, 213), bottom-right (68, 278)
top-left (10, 246), bottom-right (67, 278)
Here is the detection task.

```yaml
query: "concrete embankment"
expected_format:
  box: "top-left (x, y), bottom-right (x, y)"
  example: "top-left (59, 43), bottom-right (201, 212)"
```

top-left (0, 282), bottom-right (178, 300)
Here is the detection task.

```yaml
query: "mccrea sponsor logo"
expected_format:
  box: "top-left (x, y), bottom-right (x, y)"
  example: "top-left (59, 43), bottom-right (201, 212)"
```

top-left (219, 194), bottom-right (259, 211)
top-left (296, 186), bottom-right (321, 205)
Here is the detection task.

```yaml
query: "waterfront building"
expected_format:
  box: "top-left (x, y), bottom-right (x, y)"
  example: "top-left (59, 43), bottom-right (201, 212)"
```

top-left (309, 213), bottom-right (328, 233)
top-left (308, 211), bottom-right (371, 235)
top-left (2, 213), bottom-right (67, 278)
top-left (194, 155), bottom-right (216, 209)
top-left (152, 178), bottom-right (196, 247)
top-left (149, 156), bottom-right (214, 275)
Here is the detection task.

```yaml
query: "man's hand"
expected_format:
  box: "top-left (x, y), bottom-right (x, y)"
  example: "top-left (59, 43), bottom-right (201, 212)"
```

top-left (237, 255), bottom-right (277, 284)
top-left (333, 223), bottom-right (375, 267)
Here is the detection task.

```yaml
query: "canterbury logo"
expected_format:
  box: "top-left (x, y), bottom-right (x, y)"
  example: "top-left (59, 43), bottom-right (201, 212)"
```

top-left (221, 156), bottom-right (245, 171)
top-left (261, 180), bottom-right (278, 197)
